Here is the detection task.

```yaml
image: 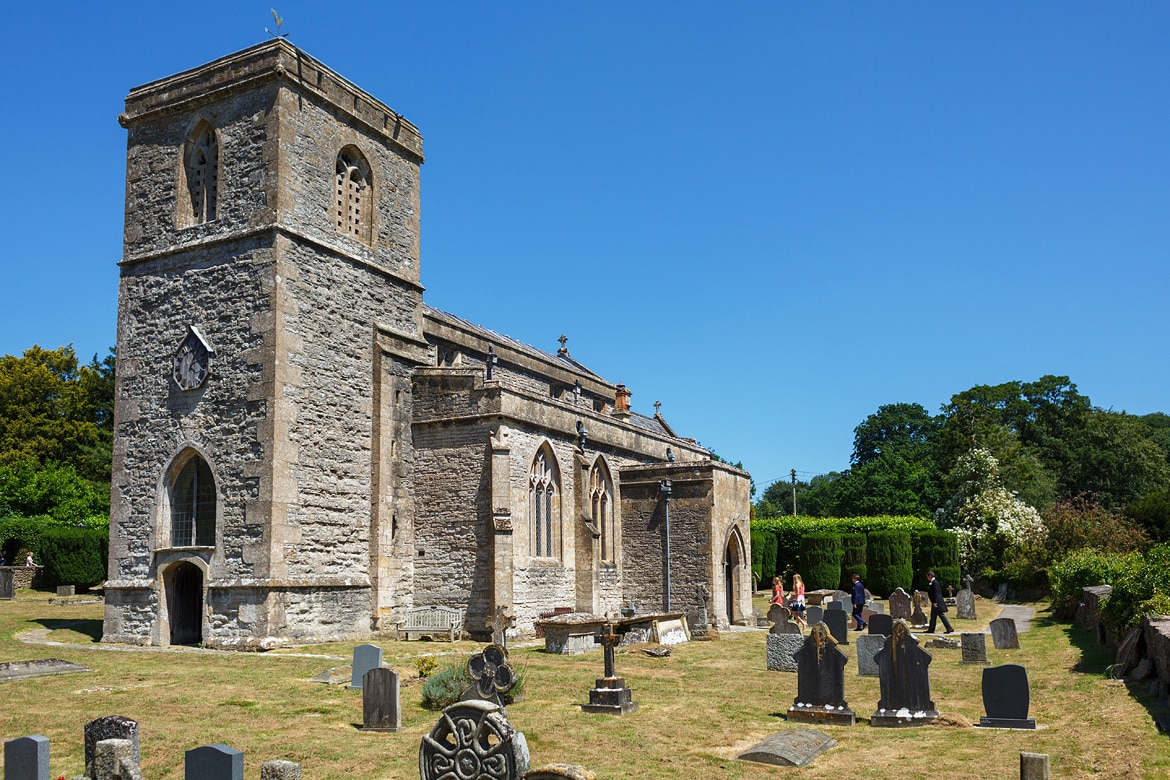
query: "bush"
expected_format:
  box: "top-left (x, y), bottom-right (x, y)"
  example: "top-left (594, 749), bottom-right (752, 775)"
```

top-left (1048, 548), bottom-right (1139, 618)
top-left (38, 526), bottom-right (108, 589)
top-left (912, 529), bottom-right (960, 593)
top-left (760, 531), bottom-right (779, 585)
top-left (839, 533), bottom-right (867, 591)
top-left (866, 529), bottom-right (912, 597)
top-left (799, 532), bottom-right (842, 591)
top-left (1102, 543), bottom-right (1170, 635)
top-left (750, 528), bottom-right (765, 585)
top-left (420, 657), bottom-right (526, 710)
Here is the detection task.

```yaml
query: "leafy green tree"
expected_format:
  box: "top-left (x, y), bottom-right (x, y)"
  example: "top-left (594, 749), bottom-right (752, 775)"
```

top-left (1125, 491), bottom-right (1170, 542)
top-left (1141, 413), bottom-right (1170, 466)
top-left (851, 403), bottom-right (940, 466)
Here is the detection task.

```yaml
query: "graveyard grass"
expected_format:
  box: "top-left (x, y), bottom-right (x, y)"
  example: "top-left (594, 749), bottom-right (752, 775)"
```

top-left (0, 592), bottom-right (1168, 779)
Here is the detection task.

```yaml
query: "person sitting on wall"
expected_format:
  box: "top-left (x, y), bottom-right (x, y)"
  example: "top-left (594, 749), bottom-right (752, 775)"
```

top-left (25, 553), bottom-right (34, 567)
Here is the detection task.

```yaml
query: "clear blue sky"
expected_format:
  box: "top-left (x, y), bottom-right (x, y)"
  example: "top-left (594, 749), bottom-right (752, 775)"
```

top-left (1, 3), bottom-right (1167, 494)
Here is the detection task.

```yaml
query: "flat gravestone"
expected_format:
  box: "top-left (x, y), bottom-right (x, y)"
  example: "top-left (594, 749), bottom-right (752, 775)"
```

top-left (0, 568), bottom-right (14, 600)
top-left (260, 761), bottom-right (302, 780)
top-left (738, 728), bottom-right (838, 768)
top-left (826, 600), bottom-right (846, 611)
top-left (85, 716), bottom-right (139, 775)
top-left (871, 620), bottom-right (937, 727)
top-left (956, 588), bottom-right (977, 620)
top-left (856, 634), bottom-right (884, 676)
top-left (186, 744), bottom-right (243, 780)
top-left (524, 765), bottom-right (596, 780)
top-left (362, 667), bottom-right (401, 731)
top-left (975, 664), bottom-right (1036, 729)
top-left (924, 636), bottom-right (960, 650)
top-left (805, 606), bottom-right (824, 626)
top-left (888, 588), bottom-right (911, 621)
top-left (767, 633), bottom-right (803, 672)
top-left (350, 644), bottom-right (383, 690)
top-left (990, 617), bottom-right (1020, 650)
top-left (868, 614), bottom-right (893, 636)
top-left (823, 608), bottom-right (849, 645)
top-left (0, 659), bottom-right (89, 682)
top-left (768, 604), bottom-right (800, 635)
top-left (960, 632), bottom-right (990, 665)
top-left (6, 734), bottom-right (50, 780)
top-left (788, 623), bottom-right (855, 726)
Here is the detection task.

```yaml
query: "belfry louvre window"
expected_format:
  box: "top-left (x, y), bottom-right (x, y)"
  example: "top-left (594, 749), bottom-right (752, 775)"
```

top-left (529, 447), bottom-right (560, 558)
top-left (171, 455), bottom-right (216, 547)
top-left (590, 459), bottom-right (614, 561)
top-left (335, 147), bottom-right (372, 244)
top-left (186, 125), bottom-right (218, 224)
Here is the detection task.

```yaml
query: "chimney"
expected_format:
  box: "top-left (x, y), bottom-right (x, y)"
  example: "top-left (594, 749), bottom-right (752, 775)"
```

top-left (613, 384), bottom-right (631, 420)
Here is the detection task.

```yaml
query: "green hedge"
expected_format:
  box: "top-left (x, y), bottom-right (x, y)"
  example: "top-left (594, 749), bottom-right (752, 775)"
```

top-left (866, 529), bottom-right (912, 597)
top-left (1048, 548), bottom-right (1139, 618)
top-left (1101, 543), bottom-right (1170, 635)
top-left (38, 526), bottom-right (108, 590)
top-left (750, 528), bottom-right (765, 584)
top-left (800, 532), bottom-right (843, 591)
top-left (912, 529), bottom-right (960, 593)
top-left (760, 531), bottom-right (778, 587)
top-left (839, 532), bottom-right (867, 591)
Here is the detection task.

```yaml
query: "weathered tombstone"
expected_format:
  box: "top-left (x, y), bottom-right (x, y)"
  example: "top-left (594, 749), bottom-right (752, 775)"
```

top-left (960, 632), bottom-right (990, 665)
top-left (860, 604), bottom-right (883, 625)
top-left (976, 664), bottom-right (1036, 729)
top-left (737, 728), bottom-right (838, 768)
top-left (84, 716), bottom-right (139, 778)
top-left (350, 644), bottom-right (383, 690)
top-left (5, 734), bottom-right (50, 780)
top-left (868, 614), bottom-right (893, 636)
top-left (910, 591), bottom-right (928, 626)
top-left (924, 635), bottom-right (960, 650)
top-left (767, 634), bottom-right (803, 672)
top-left (1020, 752), bottom-right (1050, 780)
top-left (826, 600), bottom-right (846, 612)
top-left (260, 761), bottom-right (301, 780)
top-left (871, 620), bottom-right (938, 727)
top-left (362, 667), bottom-right (401, 731)
top-left (823, 609), bottom-right (849, 645)
top-left (830, 590), bottom-right (850, 605)
top-left (994, 582), bottom-right (1009, 602)
top-left (489, 605), bottom-right (516, 649)
top-left (186, 744), bottom-right (243, 780)
top-left (0, 568), bottom-right (14, 600)
top-left (523, 765), bottom-right (596, 780)
top-left (888, 588), bottom-right (911, 621)
top-left (956, 588), bottom-right (977, 620)
top-left (990, 617), bottom-right (1020, 650)
top-left (787, 623), bottom-right (855, 726)
top-left (855, 634), bottom-right (884, 677)
top-left (768, 604), bottom-right (800, 635)
top-left (693, 583), bottom-right (711, 637)
top-left (94, 739), bottom-right (143, 780)
top-left (462, 644), bottom-right (518, 710)
top-left (56, 585), bottom-right (76, 597)
top-left (421, 700), bottom-right (529, 779)
top-left (805, 606), bottom-right (824, 626)
top-left (581, 625), bottom-right (637, 714)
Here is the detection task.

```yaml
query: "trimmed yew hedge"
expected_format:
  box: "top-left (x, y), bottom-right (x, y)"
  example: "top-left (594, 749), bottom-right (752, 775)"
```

top-left (865, 529), bottom-right (913, 597)
top-left (800, 532), bottom-right (843, 591)
top-left (839, 532), bottom-right (867, 591)
top-left (38, 526), bottom-right (108, 590)
top-left (912, 528), bottom-right (960, 593)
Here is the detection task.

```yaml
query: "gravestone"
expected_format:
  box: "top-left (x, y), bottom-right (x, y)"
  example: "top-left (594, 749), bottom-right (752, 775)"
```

top-left (489, 605), bottom-right (516, 648)
top-left (910, 591), bottom-right (928, 626)
top-left (1020, 752), bottom-right (1050, 780)
top-left (84, 716), bottom-right (139, 777)
top-left (823, 609), bottom-right (849, 645)
top-left (805, 606), bottom-right (824, 626)
top-left (826, 600), bottom-right (846, 612)
top-left (871, 620), bottom-right (938, 727)
top-left (888, 588), bottom-right (911, 621)
top-left (524, 765), bottom-right (596, 780)
top-left (581, 626), bottom-right (637, 715)
top-left (349, 644), bottom-right (383, 690)
top-left (768, 604), bottom-right (801, 635)
top-left (855, 634), bottom-right (884, 677)
top-left (860, 604), bottom-right (883, 625)
top-left (462, 644), bottom-right (517, 710)
top-left (767, 634), bottom-right (803, 672)
top-left (868, 614), bottom-right (893, 636)
top-left (260, 761), bottom-right (301, 780)
top-left (787, 623), bottom-right (855, 726)
top-left (990, 617), bottom-right (1020, 650)
top-left (924, 636), bottom-right (960, 650)
top-left (5, 734), bottom-right (50, 780)
top-left (737, 728), bottom-right (838, 768)
top-left (0, 568), bottom-right (14, 600)
top-left (975, 664), bottom-right (1036, 729)
top-left (186, 744), bottom-right (243, 780)
top-left (57, 585), bottom-right (76, 597)
top-left (420, 700), bottom-right (529, 780)
top-left (361, 667), bottom-right (401, 731)
top-left (960, 632), bottom-right (990, 665)
top-left (0, 659), bottom-right (89, 682)
top-left (830, 590), bottom-right (850, 605)
top-left (956, 588), bottom-right (977, 620)
top-left (94, 739), bottom-right (143, 780)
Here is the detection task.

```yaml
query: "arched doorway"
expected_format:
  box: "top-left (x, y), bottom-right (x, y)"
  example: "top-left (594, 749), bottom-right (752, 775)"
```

top-left (167, 562), bottom-right (203, 645)
top-left (724, 530), bottom-right (744, 625)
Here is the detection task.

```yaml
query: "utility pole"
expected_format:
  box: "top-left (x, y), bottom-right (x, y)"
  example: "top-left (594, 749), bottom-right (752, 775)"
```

top-left (791, 468), bottom-right (797, 516)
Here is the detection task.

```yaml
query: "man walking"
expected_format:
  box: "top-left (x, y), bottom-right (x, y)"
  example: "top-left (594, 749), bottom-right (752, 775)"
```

top-left (926, 570), bottom-right (954, 634)
top-left (851, 573), bottom-right (867, 631)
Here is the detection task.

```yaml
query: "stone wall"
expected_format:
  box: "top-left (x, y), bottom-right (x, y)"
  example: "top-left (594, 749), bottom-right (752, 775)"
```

top-left (1141, 615), bottom-right (1170, 694)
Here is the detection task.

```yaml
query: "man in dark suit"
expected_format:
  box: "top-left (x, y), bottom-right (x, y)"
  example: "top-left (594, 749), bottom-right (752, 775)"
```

top-left (927, 570), bottom-right (954, 634)
top-left (851, 573), bottom-right (867, 631)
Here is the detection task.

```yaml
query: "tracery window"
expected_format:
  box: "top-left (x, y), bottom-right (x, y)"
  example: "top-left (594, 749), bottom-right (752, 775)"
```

top-left (170, 454), bottom-right (216, 547)
top-left (185, 124), bottom-right (218, 224)
top-left (529, 446), bottom-right (560, 558)
top-left (335, 146), bottom-right (372, 244)
top-left (589, 459), bottom-right (614, 561)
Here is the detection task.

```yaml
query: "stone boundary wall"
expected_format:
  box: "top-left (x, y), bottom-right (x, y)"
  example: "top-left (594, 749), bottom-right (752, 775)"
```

top-left (1142, 615), bottom-right (1170, 694)
top-left (0, 566), bottom-right (43, 589)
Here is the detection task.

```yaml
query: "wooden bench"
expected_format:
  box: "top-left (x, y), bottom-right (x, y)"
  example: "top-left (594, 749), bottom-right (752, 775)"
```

top-left (395, 605), bottom-right (465, 641)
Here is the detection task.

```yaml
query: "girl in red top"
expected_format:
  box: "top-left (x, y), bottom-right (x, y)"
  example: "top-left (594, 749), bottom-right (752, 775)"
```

top-left (770, 576), bottom-right (785, 605)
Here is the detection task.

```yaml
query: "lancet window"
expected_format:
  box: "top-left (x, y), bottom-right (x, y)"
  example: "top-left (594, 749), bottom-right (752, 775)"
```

top-left (170, 453), bottom-right (216, 547)
top-left (185, 124), bottom-right (218, 224)
top-left (335, 146), bottom-right (372, 244)
top-left (589, 459), bottom-right (614, 561)
top-left (529, 447), bottom-right (560, 558)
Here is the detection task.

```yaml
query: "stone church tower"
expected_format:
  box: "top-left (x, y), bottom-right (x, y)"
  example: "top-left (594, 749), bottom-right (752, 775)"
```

top-left (103, 40), bottom-right (751, 649)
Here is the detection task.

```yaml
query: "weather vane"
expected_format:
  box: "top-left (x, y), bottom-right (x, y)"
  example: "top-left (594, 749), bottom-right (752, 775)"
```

top-left (266, 8), bottom-right (289, 39)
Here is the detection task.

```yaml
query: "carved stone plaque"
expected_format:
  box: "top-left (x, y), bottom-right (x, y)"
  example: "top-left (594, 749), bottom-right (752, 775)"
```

top-left (173, 327), bottom-right (213, 390)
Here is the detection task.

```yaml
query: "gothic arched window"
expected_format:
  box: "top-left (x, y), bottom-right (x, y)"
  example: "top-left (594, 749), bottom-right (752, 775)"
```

top-left (589, 459), bottom-right (614, 561)
top-left (335, 146), bottom-right (372, 244)
top-left (529, 446), bottom-right (560, 558)
top-left (170, 454), bottom-right (216, 547)
top-left (185, 124), bottom-right (218, 224)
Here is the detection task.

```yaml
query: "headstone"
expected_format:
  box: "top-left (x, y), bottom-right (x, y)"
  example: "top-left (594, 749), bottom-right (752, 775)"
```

top-left (830, 590), bottom-right (850, 605)
top-left (361, 667), bottom-right (401, 731)
top-left (0, 659), bottom-right (89, 682)
top-left (523, 765), bottom-right (596, 780)
top-left (767, 604), bottom-right (800, 635)
top-left (994, 582), bottom-right (1008, 602)
top-left (349, 644), bottom-right (383, 690)
top-left (5, 734), bottom-right (50, 780)
top-left (767, 634), bottom-right (803, 672)
top-left (990, 617), bottom-right (1020, 650)
top-left (956, 588), bottom-right (977, 620)
top-left (924, 636), bottom-right (960, 650)
top-left (421, 700), bottom-right (529, 780)
top-left (489, 605), bottom-right (516, 648)
top-left (581, 625), bottom-right (637, 715)
top-left (960, 632), bottom-right (990, 665)
top-left (0, 568), bottom-right (14, 600)
top-left (737, 728), bottom-right (837, 768)
top-left (186, 744), bottom-right (244, 780)
top-left (975, 664), bottom-right (1036, 729)
top-left (868, 614), bottom-right (893, 637)
top-left (805, 606), bottom-right (824, 626)
top-left (826, 600), bottom-right (846, 612)
top-left (462, 644), bottom-right (518, 710)
top-left (94, 739), bottom-right (143, 780)
top-left (910, 591), bottom-right (928, 626)
top-left (260, 761), bottom-right (301, 780)
top-left (84, 716), bottom-right (139, 777)
top-left (787, 623), bottom-right (855, 726)
top-left (871, 620), bottom-right (938, 727)
top-left (855, 634), bottom-right (884, 676)
top-left (56, 585), bottom-right (76, 597)
top-left (823, 609), bottom-right (849, 645)
top-left (860, 605), bottom-right (882, 625)
top-left (888, 588), bottom-right (911, 621)
top-left (1020, 752), bottom-right (1050, 780)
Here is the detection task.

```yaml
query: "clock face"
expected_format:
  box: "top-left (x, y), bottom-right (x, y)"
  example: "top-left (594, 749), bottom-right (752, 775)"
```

top-left (173, 330), bottom-right (211, 390)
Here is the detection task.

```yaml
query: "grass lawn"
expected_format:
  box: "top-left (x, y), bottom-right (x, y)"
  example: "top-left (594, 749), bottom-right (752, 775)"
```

top-left (0, 591), bottom-right (1167, 779)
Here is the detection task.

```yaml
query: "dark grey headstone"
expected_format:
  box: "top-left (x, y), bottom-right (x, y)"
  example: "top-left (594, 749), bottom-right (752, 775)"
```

top-left (830, 590), bottom-right (850, 605)
top-left (84, 716), bottom-right (139, 774)
top-left (362, 667), bottom-right (401, 731)
top-left (787, 624), bottom-right (855, 726)
top-left (737, 728), bottom-right (837, 767)
top-left (871, 620), bottom-right (937, 727)
top-left (186, 744), bottom-right (244, 780)
top-left (990, 617), bottom-right (1020, 650)
top-left (350, 644), bottom-right (383, 690)
top-left (888, 588), bottom-right (911, 621)
top-left (767, 633), bottom-right (803, 672)
top-left (856, 634), bottom-right (884, 677)
top-left (956, 589), bottom-right (977, 619)
top-left (0, 568), bottom-right (14, 600)
top-left (823, 609), bottom-right (849, 645)
top-left (976, 663), bottom-right (1036, 729)
top-left (868, 614), bottom-right (893, 636)
top-left (960, 632), bottom-right (990, 665)
top-left (805, 606), bottom-right (824, 626)
top-left (826, 600), bottom-right (846, 612)
top-left (260, 761), bottom-right (301, 780)
top-left (5, 734), bottom-right (50, 780)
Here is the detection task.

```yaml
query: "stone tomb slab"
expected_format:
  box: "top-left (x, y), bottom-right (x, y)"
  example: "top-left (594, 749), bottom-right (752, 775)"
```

top-left (767, 633), bottom-right (803, 672)
top-left (990, 617), bottom-right (1020, 650)
top-left (975, 663), bottom-right (1036, 729)
top-left (738, 728), bottom-right (838, 768)
top-left (0, 658), bottom-right (89, 682)
top-left (823, 609), bottom-right (849, 645)
top-left (868, 614), bottom-right (893, 636)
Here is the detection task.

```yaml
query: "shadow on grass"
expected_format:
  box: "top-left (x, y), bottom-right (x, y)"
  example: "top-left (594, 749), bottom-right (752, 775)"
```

top-left (32, 617), bottom-right (103, 642)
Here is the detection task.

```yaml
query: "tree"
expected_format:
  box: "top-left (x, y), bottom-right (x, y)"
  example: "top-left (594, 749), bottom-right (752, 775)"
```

top-left (1142, 413), bottom-right (1170, 466)
top-left (851, 403), bottom-right (939, 466)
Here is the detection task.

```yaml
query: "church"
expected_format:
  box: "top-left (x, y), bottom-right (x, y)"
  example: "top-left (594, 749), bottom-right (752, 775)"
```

top-left (101, 40), bottom-right (752, 649)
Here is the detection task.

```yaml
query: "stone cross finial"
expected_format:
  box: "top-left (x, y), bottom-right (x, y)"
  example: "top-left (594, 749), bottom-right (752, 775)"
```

top-left (654, 400), bottom-right (662, 415)
top-left (464, 644), bottom-right (517, 709)
top-left (557, 334), bottom-right (569, 356)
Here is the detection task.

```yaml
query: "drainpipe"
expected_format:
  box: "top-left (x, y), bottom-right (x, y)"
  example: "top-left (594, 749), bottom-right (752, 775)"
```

top-left (660, 478), bottom-right (672, 611)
